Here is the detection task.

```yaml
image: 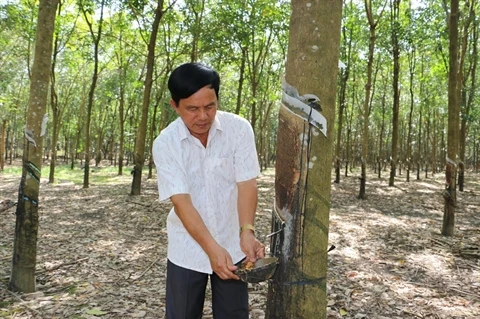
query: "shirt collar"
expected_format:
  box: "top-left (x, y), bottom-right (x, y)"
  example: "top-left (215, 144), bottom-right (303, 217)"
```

top-left (176, 112), bottom-right (223, 142)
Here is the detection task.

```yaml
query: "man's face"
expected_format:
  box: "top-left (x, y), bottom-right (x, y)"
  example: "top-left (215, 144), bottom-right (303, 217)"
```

top-left (172, 85), bottom-right (218, 141)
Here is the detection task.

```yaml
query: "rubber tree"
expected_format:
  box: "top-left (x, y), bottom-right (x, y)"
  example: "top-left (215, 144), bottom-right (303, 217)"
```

top-left (131, 0), bottom-right (165, 195)
top-left (442, 0), bottom-right (460, 236)
top-left (266, 0), bottom-right (342, 318)
top-left (9, 0), bottom-right (58, 293)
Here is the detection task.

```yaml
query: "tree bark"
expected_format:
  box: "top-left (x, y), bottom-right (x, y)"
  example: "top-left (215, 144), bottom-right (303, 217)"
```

top-left (359, 0), bottom-right (384, 199)
top-left (458, 4), bottom-right (477, 191)
top-left (389, 0), bottom-right (401, 187)
top-left (234, 48), bottom-right (247, 115)
top-left (9, 0), bottom-right (58, 293)
top-left (0, 119), bottom-right (6, 171)
top-left (378, 82), bottom-right (386, 179)
top-left (81, 0), bottom-right (105, 188)
top-left (406, 48), bottom-right (416, 183)
top-left (442, 0), bottom-right (460, 237)
top-left (266, 1), bottom-right (342, 318)
top-left (131, 0), bottom-right (164, 195)
top-left (48, 5), bottom-right (62, 183)
top-left (188, 0), bottom-right (205, 63)
top-left (335, 21), bottom-right (351, 184)
top-left (148, 77), bottom-right (167, 179)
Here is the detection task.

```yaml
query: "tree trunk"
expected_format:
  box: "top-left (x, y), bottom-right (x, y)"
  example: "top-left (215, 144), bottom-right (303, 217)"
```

top-left (406, 48), bottom-right (416, 183)
top-left (442, 0), bottom-right (460, 237)
top-left (131, 0), bottom-right (164, 195)
top-left (95, 128), bottom-right (103, 166)
top-left (345, 85), bottom-right (355, 178)
top-left (458, 6), bottom-right (477, 191)
top-left (475, 129), bottom-right (479, 173)
top-left (266, 1), bottom-right (342, 318)
top-left (234, 48), bottom-right (246, 115)
top-left (9, 123), bottom-right (15, 164)
top-left (345, 128), bottom-right (351, 177)
top-left (378, 83), bottom-right (386, 179)
top-left (148, 78), bottom-right (167, 179)
top-left (188, 0), bottom-right (205, 63)
top-left (9, 0), bottom-right (58, 293)
top-left (359, 0), bottom-right (382, 199)
top-left (335, 22), bottom-right (351, 184)
top-left (417, 107), bottom-right (422, 180)
top-left (5, 125), bottom-right (11, 163)
top-left (81, 0), bottom-right (105, 188)
top-left (389, 0), bottom-right (401, 187)
top-left (48, 2), bottom-right (63, 184)
top-left (0, 119), bottom-right (6, 171)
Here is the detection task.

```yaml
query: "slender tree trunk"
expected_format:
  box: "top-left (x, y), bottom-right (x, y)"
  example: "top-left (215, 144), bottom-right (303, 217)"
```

top-left (406, 48), bottom-right (416, 183)
top-left (266, 1), bottom-right (342, 318)
top-left (359, 15), bottom-right (373, 198)
top-left (148, 77), bottom-right (167, 179)
top-left (378, 85), bottom-right (386, 179)
top-left (475, 129), bottom-right (479, 173)
top-left (5, 126), bottom-right (10, 163)
top-left (81, 0), bottom-right (105, 188)
top-left (458, 7), bottom-right (477, 191)
top-left (417, 107), bottom-right (422, 180)
top-left (131, 0), bottom-right (164, 195)
top-left (335, 21), bottom-right (351, 184)
top-left (442, 0), bottom-right (460, 237)
top-left (359, 0), bottom-right (383, 199)
top-left (345, 78), bottom-right (355, 178)
top-left (259, 100), bottom-right (274, 171)
top-left (432, 109), bottom-right (438, 174)
top-left (345, 128), bottom-right (351, 177)
top-left (9, 123), bottom-right (15, 164)
top-left (389, 0), bottom-right (401, 187)
top-left (95, 128), bottom-right (103, 166)
top-left (9, 0), bottom-right (58, 293)
top-left (188, 0), bottom-right (205, 63)
top-left (234, 48), bottom-right (246, 115)
top-left (48, 2), bottom-right (62, 184)
top-left (0, 119), bottom-right (6, 171)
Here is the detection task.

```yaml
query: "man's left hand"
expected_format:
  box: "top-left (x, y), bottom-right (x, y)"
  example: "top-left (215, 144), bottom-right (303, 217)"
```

top-left (240, 231), bottom-right (265, 262)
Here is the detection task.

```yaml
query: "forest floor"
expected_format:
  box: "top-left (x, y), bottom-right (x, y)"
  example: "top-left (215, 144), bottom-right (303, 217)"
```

top-left (0, 163), bottom-right (479, 319)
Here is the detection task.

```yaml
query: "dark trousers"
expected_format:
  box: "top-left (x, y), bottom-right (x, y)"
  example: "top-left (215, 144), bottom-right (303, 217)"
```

top-left (166, 259), bottom-right (249, 319)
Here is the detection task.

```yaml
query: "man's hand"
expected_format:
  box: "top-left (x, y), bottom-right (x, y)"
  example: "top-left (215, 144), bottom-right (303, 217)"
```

top-left (207, 243), bottom-right (240, 280)
top-left (240, 230), bottom-right (265, 263)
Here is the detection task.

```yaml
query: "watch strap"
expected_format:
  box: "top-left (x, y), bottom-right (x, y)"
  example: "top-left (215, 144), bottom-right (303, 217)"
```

top-left (240, 224), bottom-right (255, 234)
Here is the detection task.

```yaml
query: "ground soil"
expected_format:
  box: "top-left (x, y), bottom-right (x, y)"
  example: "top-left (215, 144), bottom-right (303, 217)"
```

top-left (0, 165), bottom-right (479, 319)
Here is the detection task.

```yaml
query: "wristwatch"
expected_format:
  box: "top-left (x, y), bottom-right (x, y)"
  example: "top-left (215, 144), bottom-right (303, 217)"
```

top-left (240, 224), bottom-right (255, 234)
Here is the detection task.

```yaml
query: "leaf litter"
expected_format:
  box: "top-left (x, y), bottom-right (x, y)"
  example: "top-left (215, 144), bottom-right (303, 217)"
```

top-left (0, 166), bottom-right (479, 318)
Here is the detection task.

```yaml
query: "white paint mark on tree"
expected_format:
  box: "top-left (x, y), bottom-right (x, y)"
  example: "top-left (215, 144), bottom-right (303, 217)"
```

top-left (299, 133), bottom-right (309, 146)
top-left (281, 208), bottom-right (293, 259)
top-left (40, 114), bottom-right (48, 137)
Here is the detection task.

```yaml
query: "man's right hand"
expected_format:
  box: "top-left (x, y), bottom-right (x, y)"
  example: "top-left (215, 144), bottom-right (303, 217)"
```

top-left (207, 243), bottom-right (240, 280)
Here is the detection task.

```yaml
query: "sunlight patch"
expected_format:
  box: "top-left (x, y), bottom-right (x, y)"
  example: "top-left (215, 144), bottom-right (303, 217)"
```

top-left (416, 189), bottom-right (436, 194)
top-left (340, 247), bottom-right (361, 259)
top-left (407, 252), bottom-right (452, 276)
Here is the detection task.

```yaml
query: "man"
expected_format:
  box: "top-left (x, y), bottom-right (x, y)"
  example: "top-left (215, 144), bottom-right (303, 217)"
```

top-left (153, 62), bottom-right (265, 319)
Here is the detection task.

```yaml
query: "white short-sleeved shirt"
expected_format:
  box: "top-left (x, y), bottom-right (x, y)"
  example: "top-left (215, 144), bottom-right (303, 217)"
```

top-left (152, 111), bottom-right (260, 274)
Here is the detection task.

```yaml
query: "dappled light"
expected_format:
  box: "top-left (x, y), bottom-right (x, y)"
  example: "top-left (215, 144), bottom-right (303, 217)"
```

top-left (1, 167), bottom-right (479, 318)
top-left (327, 170), bottom-right (480, 318)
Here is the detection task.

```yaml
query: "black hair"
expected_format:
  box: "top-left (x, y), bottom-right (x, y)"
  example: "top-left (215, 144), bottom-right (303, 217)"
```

top-left (168, 62), bottom-right (220, 105)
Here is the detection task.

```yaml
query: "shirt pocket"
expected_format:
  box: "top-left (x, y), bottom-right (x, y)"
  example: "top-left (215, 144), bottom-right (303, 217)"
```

top-left (210, 156), bottom-right (236, 183)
